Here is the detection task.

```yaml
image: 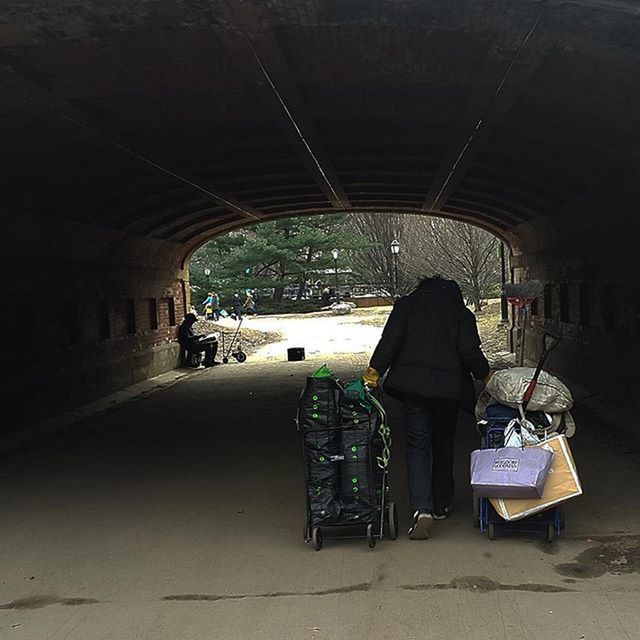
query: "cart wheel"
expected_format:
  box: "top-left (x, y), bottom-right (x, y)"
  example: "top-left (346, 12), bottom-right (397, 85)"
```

top-left (235, 351), bottom-right (247, 363)
top-left (222, 356), bottom-right (229, 364)
top-left (487, 522), bottom-right (496, 541)
top-left (388, 502), bottom-right (399, 541)
top-left (312, 527), bottom-right (323, 551)
top-left (546, 523), bottom-right (555, 543)
top-left (366, 523), bottom-right (376, 548)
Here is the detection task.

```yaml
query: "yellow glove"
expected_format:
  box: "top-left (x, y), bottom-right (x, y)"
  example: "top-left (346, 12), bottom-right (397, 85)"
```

top-left (363, 366), bottom-right (380, 388)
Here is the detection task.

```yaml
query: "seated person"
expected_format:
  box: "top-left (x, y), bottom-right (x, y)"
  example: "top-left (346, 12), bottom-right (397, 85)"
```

top-left (177, 313), bottom-right (219, 367)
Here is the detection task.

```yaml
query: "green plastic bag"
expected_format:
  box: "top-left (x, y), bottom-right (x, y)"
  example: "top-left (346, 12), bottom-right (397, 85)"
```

top-left (312, 363), bottom-right (336, 379)
top-left (343, 378), bottom-right (372, 410)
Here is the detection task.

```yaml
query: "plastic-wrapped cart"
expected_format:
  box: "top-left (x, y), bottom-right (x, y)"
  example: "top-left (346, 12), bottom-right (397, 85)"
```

top-left (297, 371), bottom-right (398, 550)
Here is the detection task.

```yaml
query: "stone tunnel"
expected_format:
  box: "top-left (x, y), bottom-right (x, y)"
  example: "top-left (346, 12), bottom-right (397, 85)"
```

top-left (2, 0), bottom-right (639, 430)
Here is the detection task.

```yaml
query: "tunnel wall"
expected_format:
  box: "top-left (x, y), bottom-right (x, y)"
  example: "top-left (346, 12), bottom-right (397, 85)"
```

top-left (2, 213), bottom-right (188, 432)
top-left (4, 198), bottom-right (640, 432)
top-left (511, 190), bottom-right (640, 411)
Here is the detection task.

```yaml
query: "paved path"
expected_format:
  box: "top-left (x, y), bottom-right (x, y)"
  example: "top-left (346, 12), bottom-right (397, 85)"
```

top-left (217, 310), bottom-right (385, 360)
top-left (1, 356), bottom-right (639, 639)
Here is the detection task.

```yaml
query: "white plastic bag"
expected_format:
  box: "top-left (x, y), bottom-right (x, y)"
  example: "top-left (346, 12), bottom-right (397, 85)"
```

top-left (486, 367), bottom-right (573, 413)
top-left (504, 419), bottom-right (540, 447)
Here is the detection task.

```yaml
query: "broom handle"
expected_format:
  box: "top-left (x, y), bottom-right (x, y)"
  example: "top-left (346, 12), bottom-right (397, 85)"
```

top-left (517, 306), bottom-right (527, 366)
top-left (522, 333), bottom-right (561, 410)
top-left (522, 352), bottom-right (545, 410)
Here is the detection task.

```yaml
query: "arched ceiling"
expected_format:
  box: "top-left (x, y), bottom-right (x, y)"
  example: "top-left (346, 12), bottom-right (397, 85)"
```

top-left (1, 0), bottom-right (639, 261)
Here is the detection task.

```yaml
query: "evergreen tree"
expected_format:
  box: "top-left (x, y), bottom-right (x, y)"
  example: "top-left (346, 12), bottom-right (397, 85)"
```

top-left (189, 214), bottom-right (364, 306)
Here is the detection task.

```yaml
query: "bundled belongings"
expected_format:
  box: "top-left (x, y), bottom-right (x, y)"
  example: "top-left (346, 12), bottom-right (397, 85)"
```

top-left (472, 334), bottom-right (581, 541)
top-left (298, 365), bottom-right (397, 550)
top-left (486, 367), bottom-right (572, 412)
top-left (490, 434), bottom-right (582, 521)
top-left (476, 367), bottom-right (576, 439)
top-left (474, 420), bottom-right (578, 542)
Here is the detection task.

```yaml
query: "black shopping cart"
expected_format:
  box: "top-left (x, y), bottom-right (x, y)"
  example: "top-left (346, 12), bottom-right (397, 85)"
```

top-left (297, 376), bottom-right (398, 550)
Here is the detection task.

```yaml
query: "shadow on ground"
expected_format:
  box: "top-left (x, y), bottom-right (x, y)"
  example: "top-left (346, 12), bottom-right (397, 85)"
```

top-left (1, 355), bottom-right (639, 639)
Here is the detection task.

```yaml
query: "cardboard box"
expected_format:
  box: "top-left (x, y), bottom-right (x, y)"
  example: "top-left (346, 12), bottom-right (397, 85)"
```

top-left (490, 434), bottom-right (582, 521)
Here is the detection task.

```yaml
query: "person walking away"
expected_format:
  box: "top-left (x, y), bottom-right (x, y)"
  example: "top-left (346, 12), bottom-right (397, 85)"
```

top-left (231, 292), bottom-right (243, 320)
top-left (177, 313), bottom-right (219, 367)
top-left (363, 276), bottom-right (490, 540)
top-left (321, 287), bottom-right (331, 306)
top-left (243, 290), bottom-right (256, 315)
top-left (211, 291), bottom-right (221, 321)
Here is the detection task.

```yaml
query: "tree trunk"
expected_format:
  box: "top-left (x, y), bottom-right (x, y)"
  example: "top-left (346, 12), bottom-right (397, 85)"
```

top-left (274, 261), bottom-right (286, 301)
top-left (471, 280), bottom-right (483, 312)
top-left (296, 247), bottom-right (313, 300)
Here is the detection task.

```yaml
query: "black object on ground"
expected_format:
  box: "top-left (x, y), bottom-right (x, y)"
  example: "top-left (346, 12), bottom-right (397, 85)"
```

top-left (288, 347), bottom-right (306, 361)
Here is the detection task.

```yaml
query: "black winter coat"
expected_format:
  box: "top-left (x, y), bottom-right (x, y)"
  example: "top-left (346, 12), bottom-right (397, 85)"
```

top-left (370, 277), bottom-right (489, 412)
top-left (178, 322), bottom-right (198, 348)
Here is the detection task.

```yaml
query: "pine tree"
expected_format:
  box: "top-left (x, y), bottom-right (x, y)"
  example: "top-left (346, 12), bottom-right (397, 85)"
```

top-left (189, 214), bottom-right (364, 304)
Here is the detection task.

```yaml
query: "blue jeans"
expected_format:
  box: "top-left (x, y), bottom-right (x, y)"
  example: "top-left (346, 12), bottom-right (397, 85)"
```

top-left (403, 399), bottom-right (459, 513)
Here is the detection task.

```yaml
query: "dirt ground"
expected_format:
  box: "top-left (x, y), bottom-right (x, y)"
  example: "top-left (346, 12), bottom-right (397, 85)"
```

top-left (199, 300), bottom-right (512, 367)
top-left (352, 299), bottom-right (508, 357)
top-left (192, 317), bottom-right (281, 355)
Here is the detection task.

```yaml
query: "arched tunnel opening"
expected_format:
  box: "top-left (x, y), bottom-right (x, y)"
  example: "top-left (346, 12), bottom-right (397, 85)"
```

top-left (1, 0), bottom-right (640, 635)
top-left (183, 211), bottom-right (513, 367)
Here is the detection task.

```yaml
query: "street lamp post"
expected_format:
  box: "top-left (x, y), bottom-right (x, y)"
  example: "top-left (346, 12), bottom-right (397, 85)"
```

top-left (204, 267), bottom-right (211, 286)
top-left (331, 248), bottom-right (340, 303)
top-left (390, 239), bottom-right (400, 298)
top-left (498, 242), bottom-right (509, 325)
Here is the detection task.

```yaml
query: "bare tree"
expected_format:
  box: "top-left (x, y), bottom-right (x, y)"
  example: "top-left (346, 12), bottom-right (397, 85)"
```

top-left (347, 213), bottom-right (501, 309)
top-left (403, 217), bottom-right (500, 311)
top-left (347, 212), bottom-right (415, 296)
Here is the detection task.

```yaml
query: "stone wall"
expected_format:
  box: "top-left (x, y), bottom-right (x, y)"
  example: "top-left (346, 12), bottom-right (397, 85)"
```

top-left (2, 213), bottom-right (188, 432)
top-left (510, 201), bottom-right (640, 411)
